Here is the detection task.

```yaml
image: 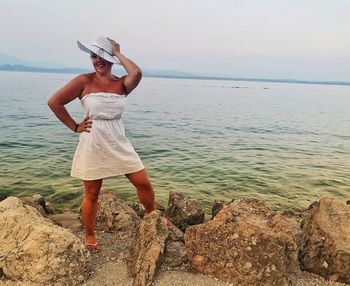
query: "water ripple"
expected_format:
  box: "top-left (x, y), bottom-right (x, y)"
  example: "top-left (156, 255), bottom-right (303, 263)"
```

top-left (1, 74), bottom-right (350, 212)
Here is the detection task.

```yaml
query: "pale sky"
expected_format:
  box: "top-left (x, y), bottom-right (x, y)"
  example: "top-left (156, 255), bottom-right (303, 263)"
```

top-left (1, 0), bottom-right (350, 81)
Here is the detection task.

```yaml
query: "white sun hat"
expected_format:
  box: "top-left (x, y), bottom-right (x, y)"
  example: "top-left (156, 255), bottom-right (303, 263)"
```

top-left (77, 36), bottom-right (121, 64)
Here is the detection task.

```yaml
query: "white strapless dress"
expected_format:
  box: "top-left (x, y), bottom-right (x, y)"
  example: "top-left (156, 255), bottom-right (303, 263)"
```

top-left (71, 92), bottom-right (144, 180)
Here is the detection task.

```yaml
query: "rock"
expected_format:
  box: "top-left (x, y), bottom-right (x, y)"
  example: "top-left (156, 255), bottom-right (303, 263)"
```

top-left (126, 211), bottom-right (169, 286)
top-left (125, 202), bottom-right (187, 269)
top-left (164, 191), bottom-right (205, 230)
top-left (82, 189), bottom-right (140, 239)
top-left (49, 212), bottom-right (82, 232)
top-left (184, 198), bottom-right (297, 286)
top-left (0, 197), bottom-right (91, 286)
top-left (164, 240), bottom-right (187, 268)
top-left (32, 194), bottom-right (50, 214)
top-left (299, 198), bottom-right (350, 284)
top-left (0, 194), bottom-right (7, 202)
top-left (156, 203), bottom-right (166, 212)
top-left (308, 201), bottom-right (319, 211)
top-left (163, 223), bottom-right (188, 268)
top-left (129, 202), bottom-right (146, 218)
top-left (45, 201), bottom-right (55, 215)
top-left (128, 202), bottom-right (169, 219)
top-left (211, 200), bottom-right (225, 219)
top-left (21, 195), bottom-right (47, 216)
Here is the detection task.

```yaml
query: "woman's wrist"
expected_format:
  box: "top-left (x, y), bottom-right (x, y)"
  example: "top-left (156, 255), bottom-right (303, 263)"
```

top-left (74, 123), bottom-right (79, 133)
top-left (113, 50), bottom-right (121, 56)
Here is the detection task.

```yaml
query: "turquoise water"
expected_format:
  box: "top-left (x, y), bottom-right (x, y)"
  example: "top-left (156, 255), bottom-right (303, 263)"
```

top-left (1, 71), bottom-right (349, 212)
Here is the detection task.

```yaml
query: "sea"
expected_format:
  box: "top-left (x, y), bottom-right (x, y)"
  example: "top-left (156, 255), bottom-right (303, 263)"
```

top-left (1, 71), bottom-right (349, 212)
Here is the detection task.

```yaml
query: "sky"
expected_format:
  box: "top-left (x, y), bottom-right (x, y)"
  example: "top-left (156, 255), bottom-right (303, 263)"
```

top-left (1, 0), bottom-right (350, 81)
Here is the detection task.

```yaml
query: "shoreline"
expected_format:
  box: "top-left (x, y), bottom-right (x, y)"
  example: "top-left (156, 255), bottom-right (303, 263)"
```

top-left (6, 190), bottom-right (350, 217)
top-left (49, 202), bottom-right (349, 286)
top-left (1, 194), bottom-right (349, 286)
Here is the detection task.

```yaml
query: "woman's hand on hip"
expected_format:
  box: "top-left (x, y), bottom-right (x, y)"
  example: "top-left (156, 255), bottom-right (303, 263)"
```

top-left (76, 117), bottom-right (92, 133)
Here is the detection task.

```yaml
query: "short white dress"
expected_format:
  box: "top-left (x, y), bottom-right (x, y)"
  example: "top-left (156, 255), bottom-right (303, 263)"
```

top-left (71, 92), bottom-right (144, 180)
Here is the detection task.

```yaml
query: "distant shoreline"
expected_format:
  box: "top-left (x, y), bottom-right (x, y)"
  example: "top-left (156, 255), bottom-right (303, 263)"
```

top-left (1, 64), bottom-right (350, 87)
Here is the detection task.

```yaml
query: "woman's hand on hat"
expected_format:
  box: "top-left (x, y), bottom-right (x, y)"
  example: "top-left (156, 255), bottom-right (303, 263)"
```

top-left (76, 117), bottom-right (92, 133)
top-left (107, 37), bottom-right (120, 56)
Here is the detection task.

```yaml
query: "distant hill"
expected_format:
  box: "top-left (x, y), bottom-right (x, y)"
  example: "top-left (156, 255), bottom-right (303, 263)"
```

top-left (0, 52), bottom-right (349, 86)
top-left (0, 63), bottom-right (199, 78)
top-left (0, 52), bottom-right (32, 66)
top-left (0, 64), bottom-right (90, 74)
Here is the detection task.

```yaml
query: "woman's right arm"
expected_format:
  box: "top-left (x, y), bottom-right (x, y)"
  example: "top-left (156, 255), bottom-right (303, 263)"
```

top-left (47, 74), bottom-right (92, 133)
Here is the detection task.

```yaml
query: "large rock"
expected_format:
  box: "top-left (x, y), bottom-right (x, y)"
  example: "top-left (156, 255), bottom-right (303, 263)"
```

top-left (299, 198), bottom-right (350, 284)
top-left (21, 194), bottom-right (49, 216)
top-left (184, 199), bottom-right (297, 286)
top-left (0, 197), bottom-right (90, 286)
top-left (82, 189), bottom-right (140, 238)
top-left (163, 223), bottom-right (188, 268)
top-left (126, 211), bottom-right (169, 286)
top-left (164, 191), bottom-right (205, 230)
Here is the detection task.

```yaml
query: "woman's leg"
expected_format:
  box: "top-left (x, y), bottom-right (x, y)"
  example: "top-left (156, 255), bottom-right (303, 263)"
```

top-left (82, 179), bottom-right (102, 247)
top-left (125, 169), bottom-right (156, 214)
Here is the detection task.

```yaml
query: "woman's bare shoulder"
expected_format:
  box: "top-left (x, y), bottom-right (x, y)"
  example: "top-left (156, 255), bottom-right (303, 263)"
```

top-left (72, 73), bottom-right (95, 84)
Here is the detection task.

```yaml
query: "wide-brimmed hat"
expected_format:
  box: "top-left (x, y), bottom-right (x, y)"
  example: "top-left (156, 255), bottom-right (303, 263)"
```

top-left (77, 36), bottom-right (121, 64)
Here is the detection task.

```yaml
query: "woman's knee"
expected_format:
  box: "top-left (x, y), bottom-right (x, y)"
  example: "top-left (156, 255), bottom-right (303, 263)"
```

top-left (127, 170), bottom-right (153, 191)
top-left (83, 180), bottom-right (102, 201)
top-left (84, 188), bottom-right (100, 201)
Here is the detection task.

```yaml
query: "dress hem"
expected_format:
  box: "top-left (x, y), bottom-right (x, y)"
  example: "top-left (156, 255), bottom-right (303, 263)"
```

top-left (70, 166), bottom-right (145, 181)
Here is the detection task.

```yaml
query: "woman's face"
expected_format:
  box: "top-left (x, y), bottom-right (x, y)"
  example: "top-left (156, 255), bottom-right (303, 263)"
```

top-left (90, 53), bottom-right (113, 74)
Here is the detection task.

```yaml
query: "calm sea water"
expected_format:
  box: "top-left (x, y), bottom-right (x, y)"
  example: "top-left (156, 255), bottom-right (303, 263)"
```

top-left (1, 71), bottom-right (349, 212)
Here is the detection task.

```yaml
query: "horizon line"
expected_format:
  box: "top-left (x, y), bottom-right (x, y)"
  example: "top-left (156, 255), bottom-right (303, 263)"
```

top-left (0, 63), bottom-right (350, 87)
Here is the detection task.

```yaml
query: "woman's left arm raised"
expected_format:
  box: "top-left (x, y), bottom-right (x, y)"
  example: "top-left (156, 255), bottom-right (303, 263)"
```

top-left (108, 37), bottom-right (142, 95)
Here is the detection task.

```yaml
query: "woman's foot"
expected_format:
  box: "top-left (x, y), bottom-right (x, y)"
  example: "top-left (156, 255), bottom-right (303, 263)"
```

top-left (84, 241), bottom-right (100, 253)
top-left (85, 234), bottom-right (100, 253)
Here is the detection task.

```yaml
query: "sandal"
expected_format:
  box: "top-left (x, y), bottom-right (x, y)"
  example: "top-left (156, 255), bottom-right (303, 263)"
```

top-left (84, 242), bottom-right (100, 253)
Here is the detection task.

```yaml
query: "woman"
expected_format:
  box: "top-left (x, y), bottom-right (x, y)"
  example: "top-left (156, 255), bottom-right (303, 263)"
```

top-left (48, 36), bottom-right (156, 252)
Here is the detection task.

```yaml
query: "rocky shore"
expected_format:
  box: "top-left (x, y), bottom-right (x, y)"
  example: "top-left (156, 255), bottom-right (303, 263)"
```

top-left (0, 190), bottom-right (349, 286)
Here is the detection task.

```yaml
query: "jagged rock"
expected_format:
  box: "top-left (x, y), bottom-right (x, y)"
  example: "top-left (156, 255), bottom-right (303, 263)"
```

top-left (32, 194), bottom-right (51, 214)
top-left (184, 199), bottom-right (297, 286)
top-left (163, 223), bottom-right (188, 268)
top-left (128, 203), bottom-right (167, 219)
top-left (156, 203), bottom-right (166, 212)
top-left (126, 211), bottom-right (169, 286)
top-left (0, 197), bottom-right (91, 286)
top-left (211, 200), bottom-right (225, 219)
top-left (129, 202), bottom-right (146, 218)
top-left (164, 191), bottom-right (205, 230)
top-left (164, 240), bottom-right (187, 268)
top-left (299, 198), bottom-right (350, 284)
top-left (45, 201), bottom-right (55, 215)
top-left (0, 194), bottom-right (7, 202)
top-left (308, 201), bottom-right (319, 211)
top-left (21, 195), bottom-right (47, 216)
top-left (125, 203), bottom-right (188, 269)
top-left (81, 189), bottom-right (140, 239)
